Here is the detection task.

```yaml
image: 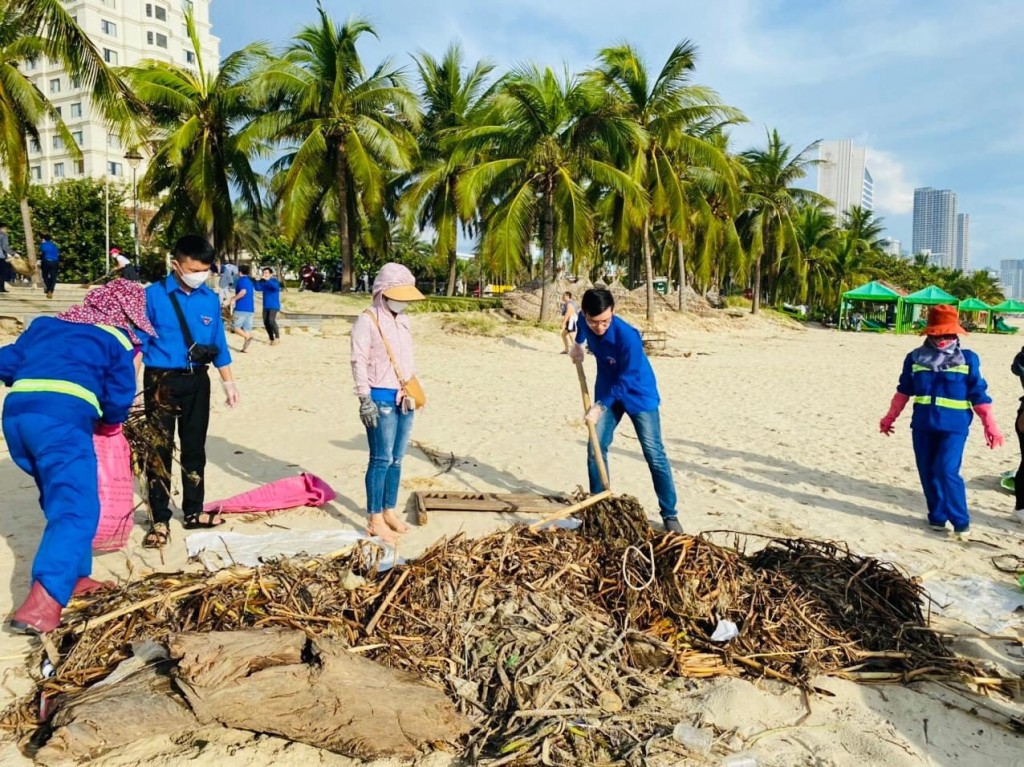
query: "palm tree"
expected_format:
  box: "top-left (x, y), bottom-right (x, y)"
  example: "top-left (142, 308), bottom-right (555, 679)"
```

top-left (125, 10), bottom-right (266, 255)
top-left (0, 0), bottom-right (139, 274)
top-left (405, 43), bottom-right (494, 296)
top-left (590, 42), bottom-right (743, 320)
top-left (459, 65), bottom-right (645, 321)
top-left (738, 129), bottom-right (821, 314)
top-left (256, 7), bottom-right (420, 291)
top-left (792, 204), bottom-right (837, 313)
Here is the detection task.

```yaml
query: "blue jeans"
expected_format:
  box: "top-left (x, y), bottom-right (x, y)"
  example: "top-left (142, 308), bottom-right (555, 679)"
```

top-left (588, 404), bottom-right (678, 519)
top-left (911, 428), bottom-right (969, 531)
top-left (364, 397), bottom-right (415, 514)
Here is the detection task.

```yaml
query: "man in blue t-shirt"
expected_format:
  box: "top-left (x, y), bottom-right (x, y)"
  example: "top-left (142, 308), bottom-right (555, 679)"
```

top-left (255, 267), bottom-right (282, 346)
top-left (39, 233), bottom-right (59, 298)
top-left (569, 287), bottom-right (681, 534)
top-left (229, 264), bottom-right (255, 352)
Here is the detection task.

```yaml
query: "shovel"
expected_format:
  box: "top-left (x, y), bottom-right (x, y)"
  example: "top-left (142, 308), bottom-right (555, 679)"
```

top-left (574, 359), bottom-right (611, 492)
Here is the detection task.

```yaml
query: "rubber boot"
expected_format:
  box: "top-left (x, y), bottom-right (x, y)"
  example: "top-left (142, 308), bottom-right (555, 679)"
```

top-left (9, 582), bottom-right (62, 635)
top-left (72, 577), bottom-right (114, 597)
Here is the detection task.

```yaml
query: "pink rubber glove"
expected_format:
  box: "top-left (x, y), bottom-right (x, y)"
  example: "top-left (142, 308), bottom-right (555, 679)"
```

top-left (974, 403), bottom-right (1004, 449)
top-left (879, 392), bottom-right (910, 436)
top-left (95, 422), bottom-right (122, 437)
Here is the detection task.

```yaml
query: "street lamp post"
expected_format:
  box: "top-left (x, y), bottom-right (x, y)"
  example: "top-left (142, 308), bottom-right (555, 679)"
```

top-left (124, 149), bottom-right (142, 266)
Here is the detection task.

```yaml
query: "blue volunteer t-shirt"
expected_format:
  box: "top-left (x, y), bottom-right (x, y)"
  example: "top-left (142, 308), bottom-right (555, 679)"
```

top-left (576, 314), bottom-right (660, 414)
top-left (143, 274), bottom-right (231, 370)
top-left (40, 240), bottom-right (59, 262)
top-left (256, 278), bottom-right (281, 310)
top-left (234, 276), bottom-right (255, 312)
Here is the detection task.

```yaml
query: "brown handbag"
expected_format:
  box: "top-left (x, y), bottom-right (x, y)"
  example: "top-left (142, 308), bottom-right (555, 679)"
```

top-left (363, 310), bottom-right (427, 409)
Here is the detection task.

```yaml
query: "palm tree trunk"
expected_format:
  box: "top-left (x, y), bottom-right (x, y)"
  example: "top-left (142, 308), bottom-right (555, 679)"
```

top-left (337, 142), bottom-right (353, 292)
top-left (446, 217), bottom-right (458, 296)
top-left (751, 253), bottom-right (762, 315)
top-left (539, 177), bottom-right (556, 322)
top-left (643, 216), bottom-right (655, 323)
top-left (677, 238), bottom-right (686, 312)
top-left (19, 197), bottom-right (39, 288)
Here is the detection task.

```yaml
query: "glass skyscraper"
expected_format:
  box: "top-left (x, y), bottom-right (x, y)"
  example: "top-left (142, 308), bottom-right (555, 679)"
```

top-left (912, 188), bottom-right (958, 269)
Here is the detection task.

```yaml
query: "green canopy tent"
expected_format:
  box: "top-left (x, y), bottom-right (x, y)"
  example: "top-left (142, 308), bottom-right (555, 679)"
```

top-left (839, 280), bottom-right (904, 332)
top-left (898, 285), bottom-right (957, 334)
top-left (957, 297), bottom-right (991, 333)
top-left (989, 299), bottom-right (1024, 334)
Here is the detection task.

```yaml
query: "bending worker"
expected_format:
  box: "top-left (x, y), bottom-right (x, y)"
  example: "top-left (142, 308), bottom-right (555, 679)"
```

top-left (0, 280), bottom-right (154, 634)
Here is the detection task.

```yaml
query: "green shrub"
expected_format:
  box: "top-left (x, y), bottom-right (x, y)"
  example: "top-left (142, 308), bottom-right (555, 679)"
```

top-left (410, 296), bottom-right (503, 313)
top-left (440, 313), bottom-right (503, 336)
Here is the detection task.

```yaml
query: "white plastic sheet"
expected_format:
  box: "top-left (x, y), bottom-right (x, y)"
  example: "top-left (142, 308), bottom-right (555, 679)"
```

top-left (926, 575), bottom-right (1024, 635)
top-left (185, 529), bottom-right (401, 572)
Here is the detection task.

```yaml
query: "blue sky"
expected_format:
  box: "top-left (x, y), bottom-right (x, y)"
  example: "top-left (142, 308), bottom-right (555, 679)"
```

top-left (211, 0), bottom-right (1024, 271)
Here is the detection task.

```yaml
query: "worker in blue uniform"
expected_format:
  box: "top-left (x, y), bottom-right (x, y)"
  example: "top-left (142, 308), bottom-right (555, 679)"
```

top-left (879, 304), bottom-right (1003, 541)
top-left (0, 279), bottom-right (155, 634)
top-left (141, 235), bottom-right (239, 549)
top-left (255, 266), bottom-right (282, 345)
top-left (569, 287), bottom-right (682, 534)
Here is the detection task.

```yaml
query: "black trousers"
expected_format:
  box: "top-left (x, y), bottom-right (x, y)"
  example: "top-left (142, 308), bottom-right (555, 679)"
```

top-left (41, 260), bottom-right (58, 293)
top-left (0, 259), bottom-right (11, 290)
top-left (263, 308), bottom-right (280, 341)
top-left (1016, 407), bottom-right (1024, 511)
top-left (144, 368), bottom-right (211, 524)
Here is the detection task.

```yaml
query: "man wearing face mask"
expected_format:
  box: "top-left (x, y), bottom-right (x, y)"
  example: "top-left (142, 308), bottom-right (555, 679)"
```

top-left (350, 263), bottom-right (426, 542)
top-left (140, 235), bottom-right (239, 549)
top-left (879, 304), bottom-right (1002, 541)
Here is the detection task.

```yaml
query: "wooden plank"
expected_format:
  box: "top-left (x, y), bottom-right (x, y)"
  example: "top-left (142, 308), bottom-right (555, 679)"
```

top-left (413, 492), bottom-right (570, 515)
top-left (415, 492), bottom-right (428, 526)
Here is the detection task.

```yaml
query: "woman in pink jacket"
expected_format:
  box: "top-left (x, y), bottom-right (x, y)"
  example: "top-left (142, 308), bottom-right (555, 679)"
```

top-left (350, 263), bottom-right (426, 541)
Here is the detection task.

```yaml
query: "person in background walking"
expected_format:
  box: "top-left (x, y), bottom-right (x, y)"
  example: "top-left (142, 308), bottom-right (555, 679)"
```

top-left (559, 291), bottom-right (578, 354)
top-left (569, 288), bottom-right (683, 534)
top-left (255, 267), bottom-right (282, 345)
top-left (0, 279), bottom-right (154, 633)
top-left (229, 264), bottom-right (255, 352)
top-left (0, 222), bottom-right (16, 292)
top-left (39, 233), bottom-right (59, 298)
top-left (111, 248), bottom-right (140, 282)
top-left (141, 235), bottom-right (238, 549)
top-left (218, 260), bottom-right (238, 307)
top-left (879, 304), bottom-right (1002, 541)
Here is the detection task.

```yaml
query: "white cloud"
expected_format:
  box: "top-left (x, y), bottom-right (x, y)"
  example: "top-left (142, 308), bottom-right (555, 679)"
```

top-left (865, 149), bottom-right (915, 215)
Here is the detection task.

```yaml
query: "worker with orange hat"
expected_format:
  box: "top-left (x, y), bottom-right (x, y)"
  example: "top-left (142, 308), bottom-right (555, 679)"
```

top-left (879, 304), bottom-right (1003, 540)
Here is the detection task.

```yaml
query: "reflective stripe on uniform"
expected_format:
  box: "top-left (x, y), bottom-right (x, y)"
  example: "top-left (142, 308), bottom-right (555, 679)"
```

top-left (912, 363), bottom-right (969, 374)
top-left (912, 395), bottom-right (970, 411)
top-left (96, 324), bottom-right (133, 351)
top-left (9, 378), bottom-right (102, 415)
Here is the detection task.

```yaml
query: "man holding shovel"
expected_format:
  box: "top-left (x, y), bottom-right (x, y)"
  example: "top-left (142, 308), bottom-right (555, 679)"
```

top-left (569, 288), bottom-right (682, 533)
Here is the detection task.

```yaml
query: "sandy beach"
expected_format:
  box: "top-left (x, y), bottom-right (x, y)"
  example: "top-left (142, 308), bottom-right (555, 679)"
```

top-left (2, 303), bottom-right (1024, 766)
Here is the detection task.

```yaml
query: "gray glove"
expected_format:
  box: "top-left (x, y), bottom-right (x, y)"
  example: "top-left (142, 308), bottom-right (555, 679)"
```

top-left (358, 395), bottom-right (379, 429)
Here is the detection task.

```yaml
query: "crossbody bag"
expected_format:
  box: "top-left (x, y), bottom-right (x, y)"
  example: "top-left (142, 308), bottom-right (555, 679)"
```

top-left (169, 293), bottom-right (220, 368)
top-left (363, 309), bottom-right (426, 408)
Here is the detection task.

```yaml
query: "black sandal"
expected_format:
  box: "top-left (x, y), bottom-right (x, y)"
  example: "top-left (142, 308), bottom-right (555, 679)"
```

top-left (183, 510), bottom-right (225, 530)
top-left (143, 522), bottom-right (170, 549)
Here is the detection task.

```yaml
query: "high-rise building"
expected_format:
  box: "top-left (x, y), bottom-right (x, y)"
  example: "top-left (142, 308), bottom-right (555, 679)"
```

top-left (881, 237), bottom-right (902, 257)
top-left (955, 213), bottom-right (970, 272)
top-left (912, 188), bottom-right (958, 269)
top-left (817, 140), bottom-right (873, 217)
top-left (14, 0), bottom-right (219, 188)
top-left (1000, 260), bottom-right (1024, 301)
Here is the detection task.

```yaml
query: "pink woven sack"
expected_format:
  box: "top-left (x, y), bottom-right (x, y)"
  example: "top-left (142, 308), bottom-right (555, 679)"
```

top-left (93, 430), bottom-right (135, 551)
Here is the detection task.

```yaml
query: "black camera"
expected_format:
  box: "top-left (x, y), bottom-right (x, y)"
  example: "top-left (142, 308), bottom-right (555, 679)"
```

top-left (188, 343), bottom-right (220, 367)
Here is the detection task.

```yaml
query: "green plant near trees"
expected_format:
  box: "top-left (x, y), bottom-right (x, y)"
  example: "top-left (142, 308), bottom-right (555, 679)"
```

top-left (0, 179), bottom-right (131, 283)
top-left (0, 0), bottom-right (139, 276)
top-left (256, 7), bottom-right (420, 291)
top-left (459, 65), bottom-right (645, 321)
top-left (124, 9), bottom-right (266, 256)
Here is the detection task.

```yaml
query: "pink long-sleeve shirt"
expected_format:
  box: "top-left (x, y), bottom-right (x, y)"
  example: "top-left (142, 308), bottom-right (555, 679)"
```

top-left (350, 307), bottom-right (418, 398)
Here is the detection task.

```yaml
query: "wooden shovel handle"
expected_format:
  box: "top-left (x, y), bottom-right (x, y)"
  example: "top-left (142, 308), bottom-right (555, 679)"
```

top-left (575, 360), bottom-right (610, 492)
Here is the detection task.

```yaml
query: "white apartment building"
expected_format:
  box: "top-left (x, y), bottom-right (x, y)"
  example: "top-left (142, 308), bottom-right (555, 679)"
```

top-left (20, 0), bottom-right (219, 188)
top-left (955, 213), bottom-right (970, 272)
top-left (912, 187), bottom-right (957, 269)
top-left (816, 139), bottom-right (873, 218)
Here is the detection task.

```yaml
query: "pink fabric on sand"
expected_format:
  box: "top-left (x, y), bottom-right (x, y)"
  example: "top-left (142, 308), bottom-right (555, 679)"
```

top-left (202, 473), bottom-right (337, 514)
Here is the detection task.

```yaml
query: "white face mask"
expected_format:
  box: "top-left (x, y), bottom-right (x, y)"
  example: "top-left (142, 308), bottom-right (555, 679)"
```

top-left (386, 299), bottom-right (409, 314)
top-left (177, 268), bottom-right (209, 289)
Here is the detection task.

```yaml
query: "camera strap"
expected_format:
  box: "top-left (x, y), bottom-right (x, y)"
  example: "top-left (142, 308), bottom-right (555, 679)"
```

top-left (168, 292), bottom-right (198, 365)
